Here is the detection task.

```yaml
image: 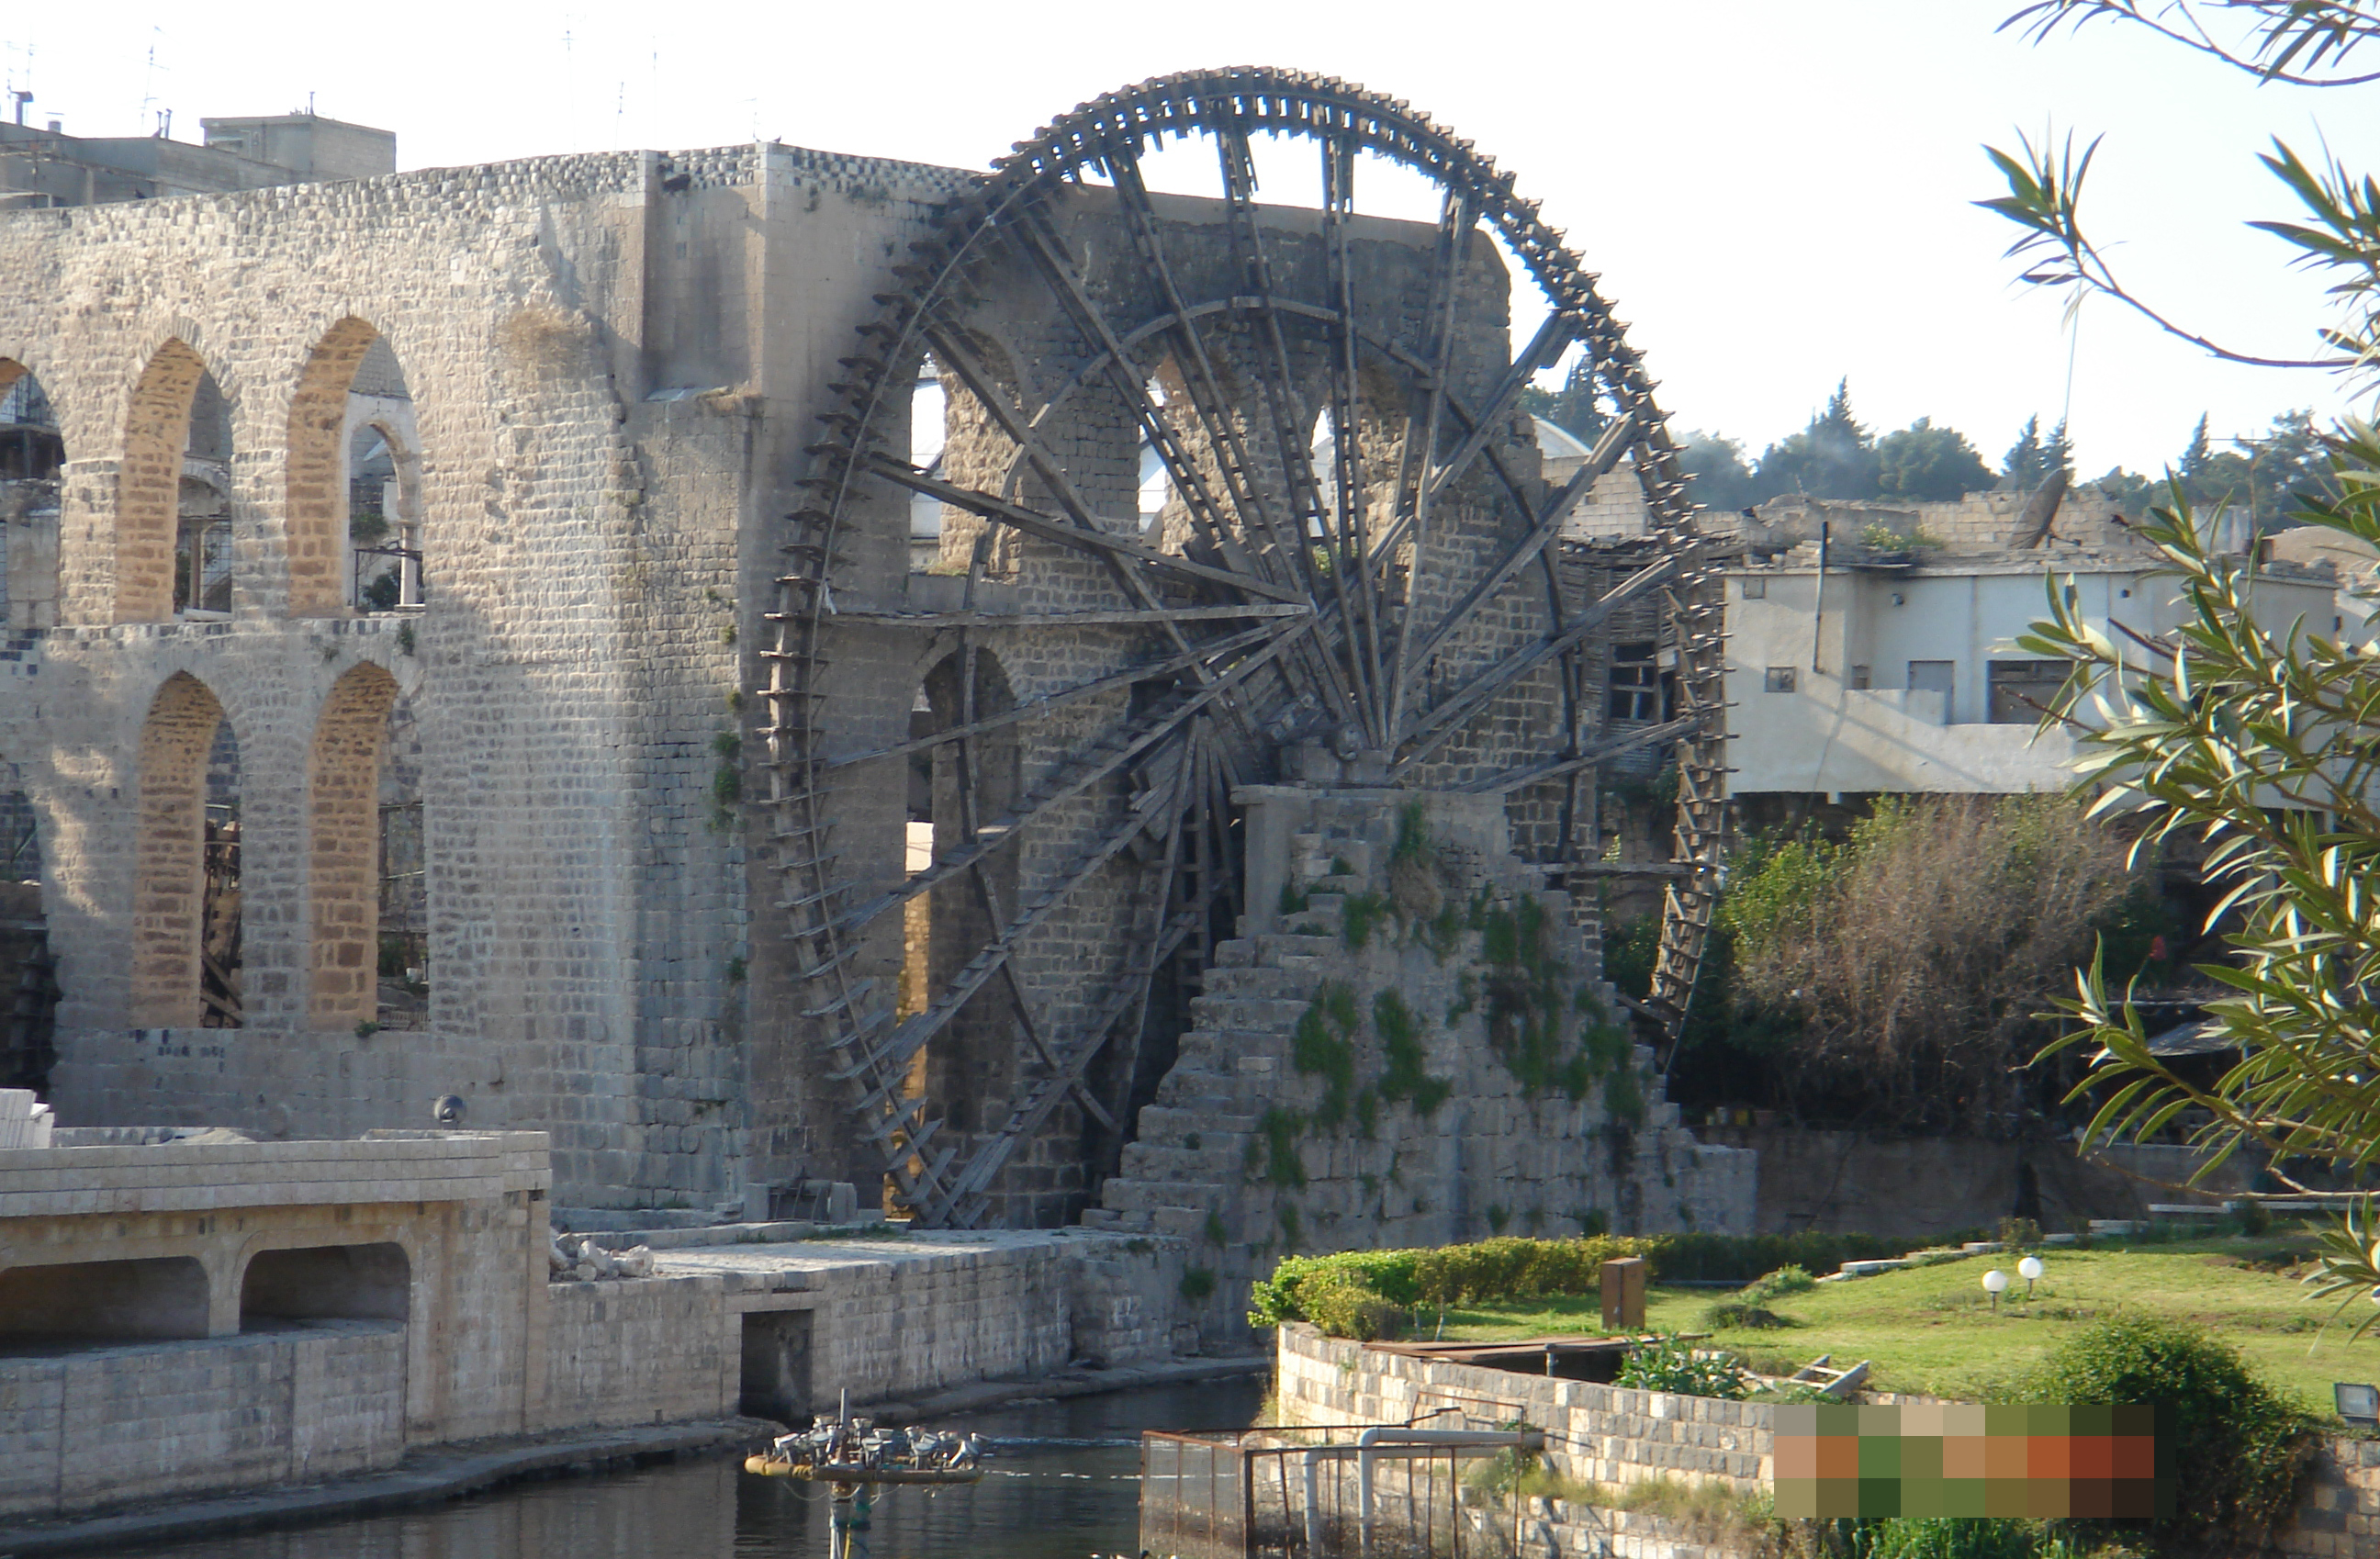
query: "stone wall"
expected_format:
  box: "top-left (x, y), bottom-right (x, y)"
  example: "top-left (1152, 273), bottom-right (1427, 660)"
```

top-left (0, 1129), bottom-right (1192, 1519)
top-left (0, 1323), bottom-right (404, 1520)
top-left (0, 141), bottom-right (969, 1209)
top-left (1278, 1322), bottom-right (1770, 1493)
top-left (1688, 1126), bottom-right (2247, 1239)
top-left (1092, 789), bottom-right (1755, 1344)
top-left (1279, 1323), bottom-right (2379, 1558)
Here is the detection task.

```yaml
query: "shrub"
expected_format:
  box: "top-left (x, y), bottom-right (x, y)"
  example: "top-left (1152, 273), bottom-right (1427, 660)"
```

top-left (1179, 1267), bottom-right (1217, 1302)
top-left (1614, 1334), bottom-right (1748, 1399)
top-left (2015, 1315), bottom-right (2311, 1542)
top-left (1299, 1272), bottom-right (1405, 1340)
top-left (1741, 1263), bottom-right (1818, 1302)
top-left (1249, 1248), bottom-right (1426, 1328)
top-left (1698, 1301), bottom-right (1791, 1330)
top-left (1252, 1234), bottom-right (1924, 1328)
top-left (1412, 1235), bottom-right (1656, 1307)
top-left (1856, 1516), bottom-right (2039, 1559)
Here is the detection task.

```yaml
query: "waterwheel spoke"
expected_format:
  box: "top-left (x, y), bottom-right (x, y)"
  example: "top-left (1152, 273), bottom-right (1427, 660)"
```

top-left (1319, 130), bottom-right (1390, 741)
top-left (1379, 184), bottom-right (1478, 735)
top-left (1401, 412), bottom-right (1641, 678)
top-left (1007, 185), bottom-right (1360, 742)
top-left (1391, 555), bottom-right (1679, 775)
top-left (863, 453), bottom-right (1301, 604)
top-left (1210, 120), bottom-right (1372, 746)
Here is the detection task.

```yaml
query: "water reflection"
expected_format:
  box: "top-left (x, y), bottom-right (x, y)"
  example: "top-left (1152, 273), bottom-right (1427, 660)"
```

top-left (129, 1378), bottom-right (1266, 1559)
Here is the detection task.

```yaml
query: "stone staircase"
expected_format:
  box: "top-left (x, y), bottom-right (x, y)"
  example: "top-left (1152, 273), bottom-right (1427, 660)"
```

top-left (1083, 820), bottom-right (1394, 1339)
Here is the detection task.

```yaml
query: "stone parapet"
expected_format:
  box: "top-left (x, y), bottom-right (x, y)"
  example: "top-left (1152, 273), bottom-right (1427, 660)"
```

top-left (0, 1128), bottom-right (549, 1217)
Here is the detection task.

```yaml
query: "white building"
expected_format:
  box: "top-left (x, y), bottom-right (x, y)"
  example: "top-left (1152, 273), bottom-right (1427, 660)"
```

top-left (1723, 490), bottom-right (2343, 800)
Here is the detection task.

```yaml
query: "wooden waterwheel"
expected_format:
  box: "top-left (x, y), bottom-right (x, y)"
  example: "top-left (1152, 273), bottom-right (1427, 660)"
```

top-left (765, 68), bottom-right (1726, 1228)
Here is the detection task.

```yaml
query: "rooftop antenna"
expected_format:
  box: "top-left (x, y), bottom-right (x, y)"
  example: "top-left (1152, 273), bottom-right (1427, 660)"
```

top-left (136, 27), bottom-right (166, 135)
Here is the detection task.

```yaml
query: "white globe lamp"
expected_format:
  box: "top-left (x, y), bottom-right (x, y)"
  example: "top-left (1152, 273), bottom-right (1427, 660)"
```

top-left (2017, 1255), bottom-right (2044, 1298)
top-left (1982, 1268), bottom-right (2010, 1313)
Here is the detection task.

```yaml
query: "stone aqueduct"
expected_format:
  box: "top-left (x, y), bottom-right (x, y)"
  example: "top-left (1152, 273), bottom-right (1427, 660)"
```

top-left (0, 73), bottom-right (1728, 1230)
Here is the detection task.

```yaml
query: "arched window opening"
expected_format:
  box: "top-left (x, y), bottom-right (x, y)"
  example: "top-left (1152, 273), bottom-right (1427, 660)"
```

top-left (172, 368), bottom-right (234, 617)
top-left (116, 340), bottom-right (224, 622)
top-left (907, 357), bottom-right (946, 572)
top-left (239, 1242), bottom-right (410, 1330)
top-left (201, 715), bottom-right (243, 1026)
top-left (929, 340), bottom-right (1022, 578)
top-left (343, 339), bottom-right (421, 611)
top-left (376, 688), bottom-right (426, 1030)
top-left (288, 320), bottom-right (419, 617)
top-left (130, 673), bottom-right (231, 1028)
top-left (0, 362), bottom-right (63, 630)
top-left (0, 1256), bottom-right (209, 1348)
top-left (307, 663), bottom-right (399, 1031)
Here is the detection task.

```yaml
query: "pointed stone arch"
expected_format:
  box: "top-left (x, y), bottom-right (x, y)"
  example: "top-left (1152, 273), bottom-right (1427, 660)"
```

top-left (286, 318), bottom-right (394, 617)
top-left (116, 340), bottom-right (221, 623)
top-left (306, 661), bottom-right (400, 1029)
top-left (130, 672), bottom-right (228, 1027)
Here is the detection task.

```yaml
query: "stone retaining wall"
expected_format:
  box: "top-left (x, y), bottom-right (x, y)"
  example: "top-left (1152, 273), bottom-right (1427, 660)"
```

top-left (1277, 1322), bottom-right (2380, 1557)
top-left (1277, 1323), bottom-right (1769, 1493)
top-left (0, 1321), bottom-right (404, 1519)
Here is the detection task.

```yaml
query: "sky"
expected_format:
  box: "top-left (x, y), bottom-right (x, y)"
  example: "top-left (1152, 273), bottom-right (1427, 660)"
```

top-left (7, 0), bottom-right (2373, 477)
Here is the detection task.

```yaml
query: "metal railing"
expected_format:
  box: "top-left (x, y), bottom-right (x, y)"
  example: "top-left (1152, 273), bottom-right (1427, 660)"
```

top-left (1141, 1421), bottom-right (1541, 1559)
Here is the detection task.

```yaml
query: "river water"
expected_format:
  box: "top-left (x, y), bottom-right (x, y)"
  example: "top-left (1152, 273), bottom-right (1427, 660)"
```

top-left (127, 1378), bottom-right (1267, 1559)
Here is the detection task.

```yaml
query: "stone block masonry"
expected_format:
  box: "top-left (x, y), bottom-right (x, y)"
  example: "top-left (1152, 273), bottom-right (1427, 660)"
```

top-left (1279, 1323), bottom-right (2378, 1558)
top-left (1088, 787), bottom-right (1754, 1346)
top-left (0, 1129), bottom-right (1191, 1520)
top-left (0, 139), bottom-right (973, 1209)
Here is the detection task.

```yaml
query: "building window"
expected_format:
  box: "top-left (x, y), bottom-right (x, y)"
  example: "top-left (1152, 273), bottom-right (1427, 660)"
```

top-left (1988, 659), bottom-right (2068, 724)
top-left (1850, 665), bottom-right (1871, 690)
top-left (1763, 667), bottom-right (1797, 694)
top-left (1740, 578), bottom-right (1766, 600)
top-left (1608, 641), bottom-right (1662, 722)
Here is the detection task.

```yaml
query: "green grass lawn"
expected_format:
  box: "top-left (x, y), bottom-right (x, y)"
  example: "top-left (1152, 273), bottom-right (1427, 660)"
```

top-left (1434, 1238), bottom-right (2376, 1418)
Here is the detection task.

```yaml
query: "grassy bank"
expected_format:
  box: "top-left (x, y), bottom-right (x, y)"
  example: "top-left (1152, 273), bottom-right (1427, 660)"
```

top-left (1435, 1237), bottom-right (2368, 1413)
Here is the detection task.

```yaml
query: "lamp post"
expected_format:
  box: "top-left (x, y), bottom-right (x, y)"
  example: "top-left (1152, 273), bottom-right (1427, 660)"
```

top-left (2018, 1255), bottom-right (2044, 1300)
top-left (1982, 1269), bottom-right (2009, 1314)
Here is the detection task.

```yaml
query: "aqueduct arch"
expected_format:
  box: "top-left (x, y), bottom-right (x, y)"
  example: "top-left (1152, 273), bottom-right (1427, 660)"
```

top-left (115, 341), bottom-right (229, 624)
top-left (306, 663), bottom-right (401, 1030)
top-left (287, 319), bottom-right (420, 616)
top-left (129, 672), bottom-right (230, 1028)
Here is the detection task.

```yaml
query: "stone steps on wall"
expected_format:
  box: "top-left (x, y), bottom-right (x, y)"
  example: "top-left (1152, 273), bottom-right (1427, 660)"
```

top-left (1098, 1177), bottom-right (1227, 1215)
top-left (1196, 965), bottom-right (1312, 1000)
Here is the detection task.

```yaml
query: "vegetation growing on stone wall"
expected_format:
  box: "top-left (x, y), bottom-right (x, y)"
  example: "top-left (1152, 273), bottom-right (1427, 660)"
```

top-left (1474, 893), bottom-right (1634, 1105)
top-left (1340, 890), bottom-right (1392, 949)
top-left (1291, 981), bottom-right (1362, 1125)
top-left (1256, 1108), bottom-right (1307, 1189)
top-left (1372, 988), bottom-right (1452, 1116)
top-left (708, 732), bottom-right (742, 831)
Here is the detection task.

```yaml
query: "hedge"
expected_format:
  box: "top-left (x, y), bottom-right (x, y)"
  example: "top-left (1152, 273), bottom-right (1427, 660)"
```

top-left (1251, 1231), bottom-right (1925, 1330)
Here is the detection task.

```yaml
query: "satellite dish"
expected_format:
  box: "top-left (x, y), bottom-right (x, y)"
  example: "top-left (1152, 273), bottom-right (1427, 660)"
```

top-left (432, 1094), bottom-right (466, 1127)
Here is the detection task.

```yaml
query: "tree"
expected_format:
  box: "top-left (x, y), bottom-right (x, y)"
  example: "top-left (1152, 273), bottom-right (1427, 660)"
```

top-left (1999, 413), bottom-right (2075, 489)
top-left (1676, 429), bottom-right (1762, 510)
top-left (1987, 0), bottom-right (2380, 1307)
top-left (1875, 417), bottom-right (1996, 499)
top-left (1519, 354), bottom-right (1608, 445)
top-left (1724, 795), bottom-right (2140, 1135)
top-left (1753, 378), bottom-right (1880, 499)
top-left (2021, 443), bottom-right (2380, 1182)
